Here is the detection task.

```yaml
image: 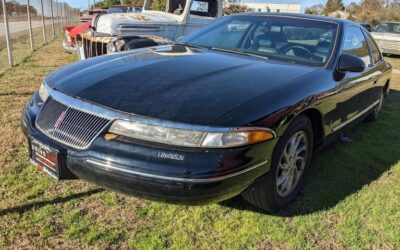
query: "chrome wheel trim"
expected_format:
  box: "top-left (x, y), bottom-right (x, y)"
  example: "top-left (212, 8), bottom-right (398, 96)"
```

top-left (276, 131), bottom-right (309, 198)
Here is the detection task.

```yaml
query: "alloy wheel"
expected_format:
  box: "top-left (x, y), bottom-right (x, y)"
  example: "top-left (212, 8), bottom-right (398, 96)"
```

top-left (276, 131), bottom-right (309, 197)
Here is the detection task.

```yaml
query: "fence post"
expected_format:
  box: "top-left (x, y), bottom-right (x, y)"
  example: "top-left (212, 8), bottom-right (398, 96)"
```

top-left (40, 0), bottom-right (47, 43)
top-left (62, 3), bottom-right (65, 26)
top-left (55, 0), bottom-right (59, 34)
top-left (1, 0), bottom-right (13, 66)
top-left (50, 0), bottom-right (55, 38)
top-left (66, 3), bottom-right (70, 25)
top-left (27, 0), bottom-right (34, 51)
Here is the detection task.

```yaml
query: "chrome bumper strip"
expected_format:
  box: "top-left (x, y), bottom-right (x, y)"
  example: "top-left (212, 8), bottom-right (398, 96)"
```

top-left (85, 159), bottom-right (269, 184)
top-left (332, 99), bottom-right (380, 132)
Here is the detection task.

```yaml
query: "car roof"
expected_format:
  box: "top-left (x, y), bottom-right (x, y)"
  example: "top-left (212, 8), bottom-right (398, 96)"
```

top-left (235, 12), bottom-right (359, 26)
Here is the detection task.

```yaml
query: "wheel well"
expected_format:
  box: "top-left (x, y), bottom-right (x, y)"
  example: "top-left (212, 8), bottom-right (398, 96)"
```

top-left (384, 79), bottom-right (390, 96)
top-left (300, 109), bottom-right (324, 148)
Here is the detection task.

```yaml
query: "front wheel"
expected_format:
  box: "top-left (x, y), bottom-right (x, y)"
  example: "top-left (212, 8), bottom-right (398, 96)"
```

top-left (242, 115), bottom-right (314, 213)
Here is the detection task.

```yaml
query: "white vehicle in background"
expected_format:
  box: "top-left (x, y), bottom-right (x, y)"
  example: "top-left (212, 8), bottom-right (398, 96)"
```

top-left (76, 0), bottom-right (222, 60)
top-left (371, 22), bottom-right (400, 56)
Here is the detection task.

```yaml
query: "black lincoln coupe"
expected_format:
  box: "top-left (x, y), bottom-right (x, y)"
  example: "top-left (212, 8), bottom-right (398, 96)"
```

top-left (21, 13), bottom-right (392, 213)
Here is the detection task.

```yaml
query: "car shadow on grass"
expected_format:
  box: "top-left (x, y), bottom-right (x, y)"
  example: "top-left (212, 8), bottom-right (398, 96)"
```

top-left (221, 90), bottom-right (400, 216)
top-left (0, 188), bottom-right (104, 217)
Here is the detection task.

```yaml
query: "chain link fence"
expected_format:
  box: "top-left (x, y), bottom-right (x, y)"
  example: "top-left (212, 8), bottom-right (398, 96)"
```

top-left (1, 0), bottom-right (79, 74)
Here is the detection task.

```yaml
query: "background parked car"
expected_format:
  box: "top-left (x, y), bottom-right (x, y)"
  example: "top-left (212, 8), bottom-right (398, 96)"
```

top-left (63, 9), bottom-right (108, 53)
top-left (79, 9), bottom-right (108, 23)
top-left (63, 22), bottom-right (91, 53)
top-left (107, 5), bottom-right (142, 13)
top-left (371, 22), bottom-right (400, 56)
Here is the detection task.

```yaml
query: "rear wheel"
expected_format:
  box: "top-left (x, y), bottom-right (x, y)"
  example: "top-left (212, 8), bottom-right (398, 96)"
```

top-left (242, 115), bottom-right (313, 213)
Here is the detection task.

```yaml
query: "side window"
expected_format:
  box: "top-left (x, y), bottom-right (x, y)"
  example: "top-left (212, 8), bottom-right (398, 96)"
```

top-left (342, 26), bottom-right (371, 67)
top-left (365, 32), bottom-right (382, 64)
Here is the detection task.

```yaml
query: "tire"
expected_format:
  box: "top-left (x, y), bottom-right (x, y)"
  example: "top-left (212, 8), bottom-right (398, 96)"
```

top-left (366, 89), bottom-right (385, 122)
top-left (242, 115), bottom-right (314, 213)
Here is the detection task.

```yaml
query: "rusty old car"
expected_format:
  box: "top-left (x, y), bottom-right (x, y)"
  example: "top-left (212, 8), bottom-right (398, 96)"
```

top-left (371, 22), bottom-right (400, 56)
top-left (76, 0), bottom-right (222, 59)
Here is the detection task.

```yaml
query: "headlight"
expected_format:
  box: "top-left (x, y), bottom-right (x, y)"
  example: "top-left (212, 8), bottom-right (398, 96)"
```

top-left (106, 42), bottom-right (117, 53)
top-left (107, 40), bottom-right (126, 53)
top-left (109, 120), bottom-right (275, 148)
top-left (38, 83), bottom-right (49, 102)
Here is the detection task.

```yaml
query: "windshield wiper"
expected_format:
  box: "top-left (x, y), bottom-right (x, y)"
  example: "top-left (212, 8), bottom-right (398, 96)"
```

top-left (209, 47), bottom-right (269, 60)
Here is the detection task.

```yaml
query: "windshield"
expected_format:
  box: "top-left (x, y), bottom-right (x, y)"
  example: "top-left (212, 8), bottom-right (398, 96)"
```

top-left (181, 15), bottom-right (338, 67)
top-left (145, 0), bottom-right (186, 15)
top-left (375, 23), bottom-right (400, 33)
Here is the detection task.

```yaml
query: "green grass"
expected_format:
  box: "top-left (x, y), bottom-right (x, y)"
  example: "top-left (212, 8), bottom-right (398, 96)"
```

top-left (0, 39), bottom-right (400, 249)
top-left (0, 22), bottom-right (62, 74)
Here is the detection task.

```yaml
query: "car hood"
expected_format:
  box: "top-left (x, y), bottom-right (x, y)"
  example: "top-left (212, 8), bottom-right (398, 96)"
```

top-left (70, 21), bottom-right (91, 38)
top-left (96, 11), bottom-right (179, 36)
top-left (46, 45), bottom-right (319, 126)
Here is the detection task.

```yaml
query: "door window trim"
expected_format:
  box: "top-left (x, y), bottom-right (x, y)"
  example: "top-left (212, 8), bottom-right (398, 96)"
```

top-left (362, 29), bottom-right (383, 66)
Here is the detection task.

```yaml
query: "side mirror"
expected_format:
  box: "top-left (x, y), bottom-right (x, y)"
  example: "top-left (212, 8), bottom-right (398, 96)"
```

top-left (338, 54), bottom-right (366, 73)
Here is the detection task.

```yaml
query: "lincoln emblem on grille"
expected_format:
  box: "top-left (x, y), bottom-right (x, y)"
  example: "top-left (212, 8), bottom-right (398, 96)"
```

top-left (54, 110), bottom-right (67, 129)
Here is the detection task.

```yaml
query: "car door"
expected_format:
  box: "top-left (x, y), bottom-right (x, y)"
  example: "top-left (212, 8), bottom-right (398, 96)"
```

top-left (332, 26), bottom-right (377, 132)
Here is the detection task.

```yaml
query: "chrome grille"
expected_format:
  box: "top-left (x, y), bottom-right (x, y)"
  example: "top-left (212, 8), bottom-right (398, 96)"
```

top-left (36, 98), bottom-right (110, 149)
top-left (82, 37), bottom-right (107, 58)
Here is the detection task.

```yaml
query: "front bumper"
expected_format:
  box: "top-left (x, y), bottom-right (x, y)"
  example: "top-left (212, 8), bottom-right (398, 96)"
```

top-left (63, 40), bottom-right (77, 53)
top-left (21, 94), bottom-right (275, 204)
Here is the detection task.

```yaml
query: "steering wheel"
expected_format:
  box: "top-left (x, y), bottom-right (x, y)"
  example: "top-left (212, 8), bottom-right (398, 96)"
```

top-left (282, 45), bottom-right (313, 59)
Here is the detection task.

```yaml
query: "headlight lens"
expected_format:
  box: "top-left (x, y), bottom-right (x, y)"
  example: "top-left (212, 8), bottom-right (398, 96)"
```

top-left (109, 120), bottom-right (275, 148)
top-left (106, 42), bottom-right (117, 53)
top-left (38, 83), bottom-right (49, 102)
top-left (107, 40), bottom-right (126, 53)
